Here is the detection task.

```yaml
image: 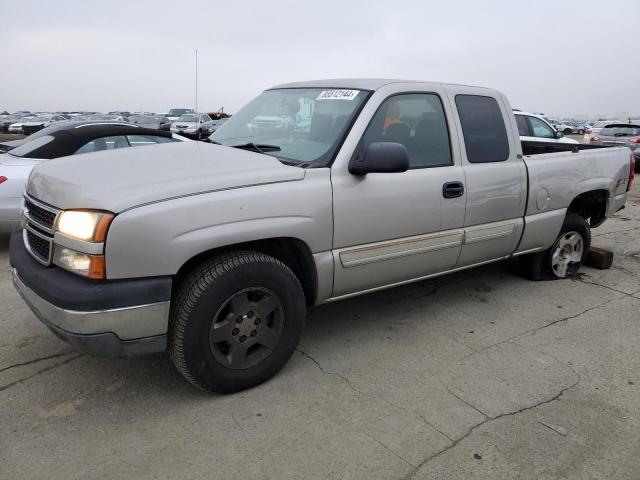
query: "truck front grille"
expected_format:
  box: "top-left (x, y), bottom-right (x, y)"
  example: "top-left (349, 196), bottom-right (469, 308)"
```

top-left (25, 228), bottom-right (52, 263)
top-left (24, 197), bottom-right (57, 232)
top-left (23, 195), bottom-right (60, 266)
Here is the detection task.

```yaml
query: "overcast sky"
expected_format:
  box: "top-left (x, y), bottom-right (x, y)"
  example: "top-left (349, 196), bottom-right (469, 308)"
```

top-left (2, 0), bottom-right (638, 118)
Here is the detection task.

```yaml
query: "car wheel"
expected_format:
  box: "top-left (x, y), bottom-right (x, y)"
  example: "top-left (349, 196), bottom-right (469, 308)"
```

top-left (197, 129), bottom-right (203, 140)
top-left (578, 129), bottom-right (585, 135)
top-left (563, 128), bottom-right (573, 135)
top-left (170, 251), bottom-right (306, 393)
top-left (517, 213), bottom-right (591, 281)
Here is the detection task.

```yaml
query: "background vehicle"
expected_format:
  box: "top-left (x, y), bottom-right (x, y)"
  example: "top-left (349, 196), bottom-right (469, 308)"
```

top-left (514, 111), bottom-right (578, 144)
top-left (10, 80), bottom-right (633, 393)
top-left (170, 113), bottom-right (213, 139)
top-left (590, 123), bottom-right (640, 171)
top-left (0, 123), bottom-right (188, 233)
top-left (547, 118), bottom-right (575, 135)
top-left (8, 116), bottom-right (33, 133)
top-left (0, 114), bottom-right (29, 131)
top-left (587, 120), bottom-right (617, 137)
top-left (129, 115), bottom-right (172, 131)
top-left (21, 114), bottom-right (68, 135)
top-left (166, 108), bottom-right (194, 123)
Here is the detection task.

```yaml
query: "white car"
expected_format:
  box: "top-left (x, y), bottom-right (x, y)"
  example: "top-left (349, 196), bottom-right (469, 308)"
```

top-left (585, 120), bottom-right (617, 140)
top-left (21, 114), bottom-right (68, 135)
top-left (514, 111), bottom-right (579, 144)
top-left (170, 113), bottom-right (214, 140)
top-left (8, 117), bottom-right (33, 133)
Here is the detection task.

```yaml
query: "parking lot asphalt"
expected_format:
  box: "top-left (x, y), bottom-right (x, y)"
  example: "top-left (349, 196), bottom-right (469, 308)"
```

top-left (1, 183), bottom-right (638, 479)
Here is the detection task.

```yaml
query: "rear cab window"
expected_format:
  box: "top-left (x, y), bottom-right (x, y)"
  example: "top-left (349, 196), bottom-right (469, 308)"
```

top-left (455, 95), bottom-right (510, 163)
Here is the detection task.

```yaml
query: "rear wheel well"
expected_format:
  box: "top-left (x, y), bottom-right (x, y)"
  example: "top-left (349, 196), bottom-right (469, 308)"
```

top-left (567, 190), bottom-right (608, 227)
top-left (174, 238), bottom-right (317, 306)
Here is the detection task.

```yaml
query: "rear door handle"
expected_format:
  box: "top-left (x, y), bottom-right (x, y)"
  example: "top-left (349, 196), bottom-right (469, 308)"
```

top-left (443, 181), bottom-right (464, 199)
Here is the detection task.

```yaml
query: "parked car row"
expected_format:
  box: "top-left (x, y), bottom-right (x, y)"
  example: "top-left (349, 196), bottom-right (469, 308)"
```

top-left (1, 109), bottom-right (232, 141)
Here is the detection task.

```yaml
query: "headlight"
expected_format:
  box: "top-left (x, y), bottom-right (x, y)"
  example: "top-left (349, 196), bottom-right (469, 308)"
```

top-left (56, 210), bottom-right (114, 242)
top-left (53, 247), bottom-right (106, 279)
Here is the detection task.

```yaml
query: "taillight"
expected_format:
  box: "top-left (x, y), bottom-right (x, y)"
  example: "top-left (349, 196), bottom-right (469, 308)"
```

top-left (0, 176), bottom-right (7, 184)
top-left (630, 138), bottom-right (640, 144)
top-left (585, 129), bottom-right (592, 135)
top-left (590, 135), bottom-right (600, 142)
top-left (628, 154), bottom-right (636, 193)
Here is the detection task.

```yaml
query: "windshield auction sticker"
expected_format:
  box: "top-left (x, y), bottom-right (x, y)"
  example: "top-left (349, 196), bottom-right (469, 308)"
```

top-left (316, 90), bottom-right (360, 101)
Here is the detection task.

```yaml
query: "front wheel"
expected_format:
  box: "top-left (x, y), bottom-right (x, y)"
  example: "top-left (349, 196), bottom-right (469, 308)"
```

top-left (170, 251), bottom-right (306, 393)
top-left (563, 128), bottom-right (573, 135)
top-left (518, 213), bottom-right (591, 280)
top-left (196, 129), bottom-right (203, 140)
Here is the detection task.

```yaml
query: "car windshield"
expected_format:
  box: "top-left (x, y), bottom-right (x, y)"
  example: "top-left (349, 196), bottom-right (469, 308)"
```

top-left (177, 114), bottom-right (198, 122)
top-left (169, 109), bottom-right (191, 117)
top-left (8, 135), bottom-right (55, 158)
top-left (210, 88), bottom-right (368, 166)
top-left (600, 124), bottom-right (640, 137)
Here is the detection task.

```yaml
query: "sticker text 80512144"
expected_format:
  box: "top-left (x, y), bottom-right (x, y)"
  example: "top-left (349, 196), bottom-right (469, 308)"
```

top-left (316, 90), bottom-right (360, 101)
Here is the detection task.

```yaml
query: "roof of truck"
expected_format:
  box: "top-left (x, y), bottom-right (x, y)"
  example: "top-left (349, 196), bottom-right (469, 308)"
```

top-left (270, 78), bottom-right (491, 91)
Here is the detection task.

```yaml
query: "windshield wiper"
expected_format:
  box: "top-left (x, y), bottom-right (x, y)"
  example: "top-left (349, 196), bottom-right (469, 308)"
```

top-left (229, 142), bottom-right (281, 154)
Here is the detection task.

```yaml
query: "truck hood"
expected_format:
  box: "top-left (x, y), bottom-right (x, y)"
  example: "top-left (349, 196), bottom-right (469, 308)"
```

top-left (27, 141), bottom-right (305, 212)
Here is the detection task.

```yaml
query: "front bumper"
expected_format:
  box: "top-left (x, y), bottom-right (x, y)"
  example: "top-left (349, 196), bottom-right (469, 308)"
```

top-left (10, 230), bottom-right (172, 357)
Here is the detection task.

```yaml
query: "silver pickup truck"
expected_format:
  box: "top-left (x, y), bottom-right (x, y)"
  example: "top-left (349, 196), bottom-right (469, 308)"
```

top-left (10, 79), bottom-right (635, 392)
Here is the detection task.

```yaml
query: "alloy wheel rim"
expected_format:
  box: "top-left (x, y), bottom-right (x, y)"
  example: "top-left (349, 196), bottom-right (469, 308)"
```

top-left (209, 287), bottom-right (283, 370)
top-left (550, 231), bottom-right (583, 278)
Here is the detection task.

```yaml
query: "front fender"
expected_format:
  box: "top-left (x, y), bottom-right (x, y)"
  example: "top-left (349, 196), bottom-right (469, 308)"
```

top-left (104, 170), bottom-right (333, 279)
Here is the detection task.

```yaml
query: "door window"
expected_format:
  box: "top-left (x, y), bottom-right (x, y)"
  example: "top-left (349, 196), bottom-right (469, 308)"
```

top-left (455, 95), bottom-right (510, 163)
top-left (360, 93), bottom-right (452, 168)
top-left (528, 116), bottom-right (555, 138)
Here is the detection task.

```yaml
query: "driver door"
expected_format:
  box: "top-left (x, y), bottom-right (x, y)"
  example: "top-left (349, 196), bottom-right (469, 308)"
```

top-left (331, 90), bottom-right (466, 298)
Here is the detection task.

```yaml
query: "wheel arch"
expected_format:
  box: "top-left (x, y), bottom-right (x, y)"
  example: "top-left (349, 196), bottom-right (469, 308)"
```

top-left (567, 189), bottom-right (609, 228)
top-left (174, 236), bottom-right (318, 306)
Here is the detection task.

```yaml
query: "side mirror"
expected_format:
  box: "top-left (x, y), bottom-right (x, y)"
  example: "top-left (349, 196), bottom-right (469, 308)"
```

top-left (349, 142), bottom-right (410, 175)
top-left (555, 131), bottom-right (564, 139)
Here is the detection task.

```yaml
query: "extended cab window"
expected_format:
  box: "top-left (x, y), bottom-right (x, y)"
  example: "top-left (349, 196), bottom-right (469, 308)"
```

top-left (360, 93), bottom-right (452, 168)
top-left (455, 95), bottom-right (509, 163)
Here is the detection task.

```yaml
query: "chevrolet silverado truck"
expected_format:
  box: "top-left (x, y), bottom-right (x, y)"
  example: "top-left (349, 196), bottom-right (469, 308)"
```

top-left (10, 79), bottom-right (635, 393)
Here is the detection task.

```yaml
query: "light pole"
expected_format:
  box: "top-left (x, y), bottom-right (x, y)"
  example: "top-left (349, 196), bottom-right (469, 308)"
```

top-left (195, 49), bottom-right (198, 115)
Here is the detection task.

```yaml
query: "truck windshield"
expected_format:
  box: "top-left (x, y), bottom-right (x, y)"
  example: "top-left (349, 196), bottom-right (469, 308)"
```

top-left (210, 88), bottom-right (368, 167)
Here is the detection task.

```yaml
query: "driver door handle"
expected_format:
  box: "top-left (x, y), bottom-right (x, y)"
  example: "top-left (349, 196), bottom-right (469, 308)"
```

top-left (443, 181), bottom-right (464, 199)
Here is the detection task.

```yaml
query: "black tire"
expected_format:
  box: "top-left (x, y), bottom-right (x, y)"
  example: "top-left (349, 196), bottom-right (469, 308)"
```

top-left (563, 128), bottom-right (573, 135)
top-left (170, 251), bottom-right (306, 393)
top-left (578, 129), bottom-right (585, 135)
top-left (518, 213), bottom-right (591, 281)
top-left (196, 129), bottom-right (202, 140)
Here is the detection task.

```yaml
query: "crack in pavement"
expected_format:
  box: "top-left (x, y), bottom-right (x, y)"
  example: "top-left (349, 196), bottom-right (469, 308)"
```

top-left (573, 275), bottom-right (640, 297)
top-left (461, 287), bottom-right (628, 361)
top-left (0, 351), bottom-right (74, 373)
top-left (441, 382), bottom-right (489, 419)
top-left (400, 375), bottom-right (581, 480)
top-left (593, 225), bottom-right (640, 237)
top-left (0, 354), bottom-right (83, 392)
top-left (295, 349), bottom-right (455, 447)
